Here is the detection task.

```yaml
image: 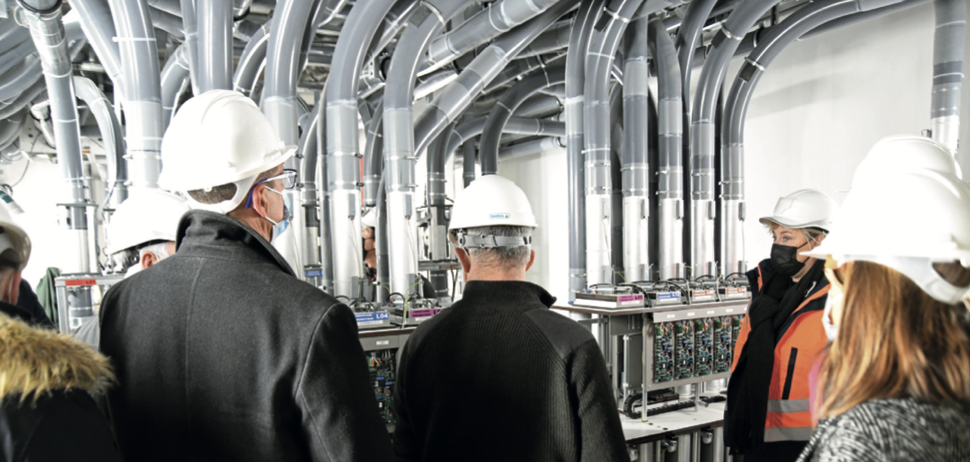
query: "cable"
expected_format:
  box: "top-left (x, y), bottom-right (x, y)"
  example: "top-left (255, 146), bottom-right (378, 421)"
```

top-left (402, 279), bottom-right (424, 323)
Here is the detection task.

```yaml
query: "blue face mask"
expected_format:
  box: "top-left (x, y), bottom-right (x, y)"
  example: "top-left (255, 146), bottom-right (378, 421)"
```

top-left (262, 186), bottom-right (291, 240)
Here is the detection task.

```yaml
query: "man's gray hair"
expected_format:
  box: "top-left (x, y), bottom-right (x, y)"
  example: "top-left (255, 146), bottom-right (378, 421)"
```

top-left (140, 242), bottom-right (171, 261)
top-left (449, 225), bottom-right (533, 269)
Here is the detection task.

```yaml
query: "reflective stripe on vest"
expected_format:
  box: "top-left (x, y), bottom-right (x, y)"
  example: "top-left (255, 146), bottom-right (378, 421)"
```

top-left (767, 398), bottom-right (810, 413)
top-left (765, 426), bottom-right (814, 443)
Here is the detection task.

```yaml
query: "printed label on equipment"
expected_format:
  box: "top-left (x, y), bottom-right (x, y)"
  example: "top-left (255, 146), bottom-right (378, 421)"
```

top-left (65, 279), bottom-right (97, 287)
top-left (376, 340), bottom-right (389, 346)
top-left (356, 311), bottom-right (390, 325)
top-left (657, 292), bottom-right (680, 300)
top-left (305, 269), bottom-right (323, 277)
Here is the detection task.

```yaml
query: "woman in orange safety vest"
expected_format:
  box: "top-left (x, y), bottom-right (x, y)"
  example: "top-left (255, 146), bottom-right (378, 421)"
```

top-left (725, 189), bottom-right (838, 462)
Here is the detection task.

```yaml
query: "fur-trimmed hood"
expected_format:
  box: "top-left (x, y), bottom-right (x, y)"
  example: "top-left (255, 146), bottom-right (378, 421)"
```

top-left (0, 312), bottom-right (114, 401)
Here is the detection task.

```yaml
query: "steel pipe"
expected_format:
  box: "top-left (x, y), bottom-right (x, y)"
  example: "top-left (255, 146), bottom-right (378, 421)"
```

top-left (20, 1), bottom-right (89, 272)
top-left (197, 0), bottom-right (233, 91)
top-left (931, 0), bottom-right (964, 153)
top-left (648, 15), bottom-right (684, 280)
top-left (160, 43), bottom-right (190, 130)
top-left (74, 75), bottom-right (127, 208)
top-left (479, 66), bottom-right (566, 172)
top-left (622, 15), bottom-right (650, 283)
top-left (689, 0), bottom-right (782, 277)
top-left (326, 0), bottom-right (398, 297)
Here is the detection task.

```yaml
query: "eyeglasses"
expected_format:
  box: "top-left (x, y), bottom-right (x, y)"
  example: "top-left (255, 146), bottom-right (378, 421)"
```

top-left (261, 169), bottom-right (298, 190)
top-left (245, 169), bottom-right (298, 209)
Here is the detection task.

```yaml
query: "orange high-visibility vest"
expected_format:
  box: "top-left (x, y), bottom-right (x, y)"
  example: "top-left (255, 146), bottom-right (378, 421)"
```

top-left (731, 263), bottom-right (830, 443)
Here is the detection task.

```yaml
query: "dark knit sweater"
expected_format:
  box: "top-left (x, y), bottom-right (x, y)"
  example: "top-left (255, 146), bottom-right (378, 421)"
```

top-left (392, 281), bottom-right (628, 462)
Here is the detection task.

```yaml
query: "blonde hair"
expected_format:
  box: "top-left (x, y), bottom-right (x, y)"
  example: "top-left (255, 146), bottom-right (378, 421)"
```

top-left (764, 222), bottom-right (825, 244)
top-left (817, 261), bottom-right (970, 419)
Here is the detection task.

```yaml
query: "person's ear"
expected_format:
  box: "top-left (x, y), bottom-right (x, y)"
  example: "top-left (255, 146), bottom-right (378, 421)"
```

top-left (251, 183), bottom-right (269, 218)
top-left (141, 252), bottom-right (158, 269)
top-left (525, 250), bottom-right (536, 272)
top-left (454, 247), bottom-right (471, 274)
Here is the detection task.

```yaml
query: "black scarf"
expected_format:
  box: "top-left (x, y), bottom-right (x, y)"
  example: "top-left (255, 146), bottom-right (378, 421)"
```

top-left (725, 259), bottom-right (826, 455)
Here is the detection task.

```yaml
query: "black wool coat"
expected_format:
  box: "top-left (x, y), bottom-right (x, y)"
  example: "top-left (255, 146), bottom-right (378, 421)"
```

top-left (99, 210), bottom-right (394, 462)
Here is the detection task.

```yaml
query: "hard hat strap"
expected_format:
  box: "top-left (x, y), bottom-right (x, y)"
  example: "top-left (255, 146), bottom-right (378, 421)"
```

top-left (454, 230), bottom-right (531, 249)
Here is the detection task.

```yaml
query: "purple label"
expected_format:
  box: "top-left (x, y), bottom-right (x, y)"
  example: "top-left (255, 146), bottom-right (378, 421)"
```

top-left (408, 308), bottom-right (437, 319)
top-left (616, 294), bottom-right (644, 302)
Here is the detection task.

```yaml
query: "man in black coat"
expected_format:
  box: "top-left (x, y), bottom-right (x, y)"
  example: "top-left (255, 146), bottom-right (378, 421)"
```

top-left (99, 91), bottom-right (393, 462)
top-left (392, 175), bottom-right (628, 462)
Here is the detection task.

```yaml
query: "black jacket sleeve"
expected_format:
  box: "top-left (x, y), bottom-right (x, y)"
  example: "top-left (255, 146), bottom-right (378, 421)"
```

top-left (296, 304), bottom-right (395, 462)
top-left (570, 339), bottom-right (629, 462)
top-left (391, 334), bottom-right (420, 462)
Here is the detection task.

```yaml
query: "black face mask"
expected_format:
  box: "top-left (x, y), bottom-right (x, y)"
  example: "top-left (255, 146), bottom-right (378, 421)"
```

top-left (770, 242), bottom-right (808, 277)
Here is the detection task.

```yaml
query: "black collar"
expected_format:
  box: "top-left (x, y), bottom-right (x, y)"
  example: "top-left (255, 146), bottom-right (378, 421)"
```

top-left (175, 210), bottom-right (295, 277)
top-left (460, 280), bottom-right (557, 308)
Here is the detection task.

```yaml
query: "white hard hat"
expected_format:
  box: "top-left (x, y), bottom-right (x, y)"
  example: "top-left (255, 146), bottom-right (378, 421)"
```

top-left (361, 209), bottom-right (377, 228)
top-left (105, 189), bottom-right (191, 255)
top-left (759, 189), bottom-right (838, 232)
top-left (852, 135), bottom-right (962, 189)
top-left (804, 170), bottom-right (970, 305)
top-left (0, 199), bottom-right (29, 270)
top-left (449, 174), bottom-right (537, 231)
top-left (158, 90), bottom-right (295, 214)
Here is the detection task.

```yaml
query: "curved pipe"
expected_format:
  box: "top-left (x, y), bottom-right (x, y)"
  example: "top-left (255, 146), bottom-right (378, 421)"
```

top-left (583, 0), bottom-right (647, 286)
top-left (564, 0), bottom-right (603, 297)
top-left (483, 53), bottom-right (567, 94)
top-left (0, 18), bottom-right (31, 55)
top-left (109, 0), bottom-right (164, 193)
top-left (446, 116), bottom-right (566, 157)
top-left (800, 0), bottom-right (928, 39)
top-left (497, 136), bottom-right (565, 161)
top-left (931, 0), bottom-right (964, 153)
top-left (689, 0), bottom-right (783, 277)
top-left (462, 141), bottom-right (477, 187)
top-left (20, 2), bottom-right (89, 272)
top-left (149, 6), bottom-right (184, 39)
top-left (160, 44), bottom-right (190, 130)
top-left (720, 0), bottom-right (900, 275)
top-left (74, 76), bottom-right (127, 208)
top-left (673, 0), bottom-right (717, 111)
top-left (263, 0), bottom-right (316, 148)
top-left (197, 0), bottom-right (232, 91)
top-left (0, 111), bottom-right (27, 151)
top-left (0, 78), bottom-right (47, 120)
top-left (0, 39), bottom-right (40, 78)
top-left (421, 0), bottom-right (562, 76)
top-left (412, 0), bottom-right (574, 158)
top-left (0, 57), bottom-right (43, 102)
top-left (179, 0), bottom-right (200, 95)
top-left (648, 15), bottom-right (684, 280)
top-left (363, 103), bottom-right (384, 207)
top-left (325, 0), bottom-right (399, 297)
top-left (298, 101), bottom-right (323, 271)
top-left (622, 15), bottom-right (649, 283)
top-left (383, 0), bottom-right (476, 297)
top-left (232, 21), bottom-right (271, 97)
top-left (516, 20), bottom-right (572, 58)
top-left (479, 66), bottom-right (566, 171)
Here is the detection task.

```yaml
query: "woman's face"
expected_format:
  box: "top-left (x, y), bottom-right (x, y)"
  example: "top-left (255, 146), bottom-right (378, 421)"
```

top-left (772, 225), bottom-right (814, 264)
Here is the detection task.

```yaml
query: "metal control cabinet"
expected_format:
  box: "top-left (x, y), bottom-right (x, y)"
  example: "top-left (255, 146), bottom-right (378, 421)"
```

top-left (559, 299), bottom-right (747, 422)
top-left (54, 274), bottom-right (124, 333)
top-left (359, 329), bottom-right (412, 429)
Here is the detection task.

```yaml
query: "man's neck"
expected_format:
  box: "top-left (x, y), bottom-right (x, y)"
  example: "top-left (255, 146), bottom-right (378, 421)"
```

top-left (227, 210), bottom-right (273, 242)
top-left (464, 270), bottom-right (527, 282)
